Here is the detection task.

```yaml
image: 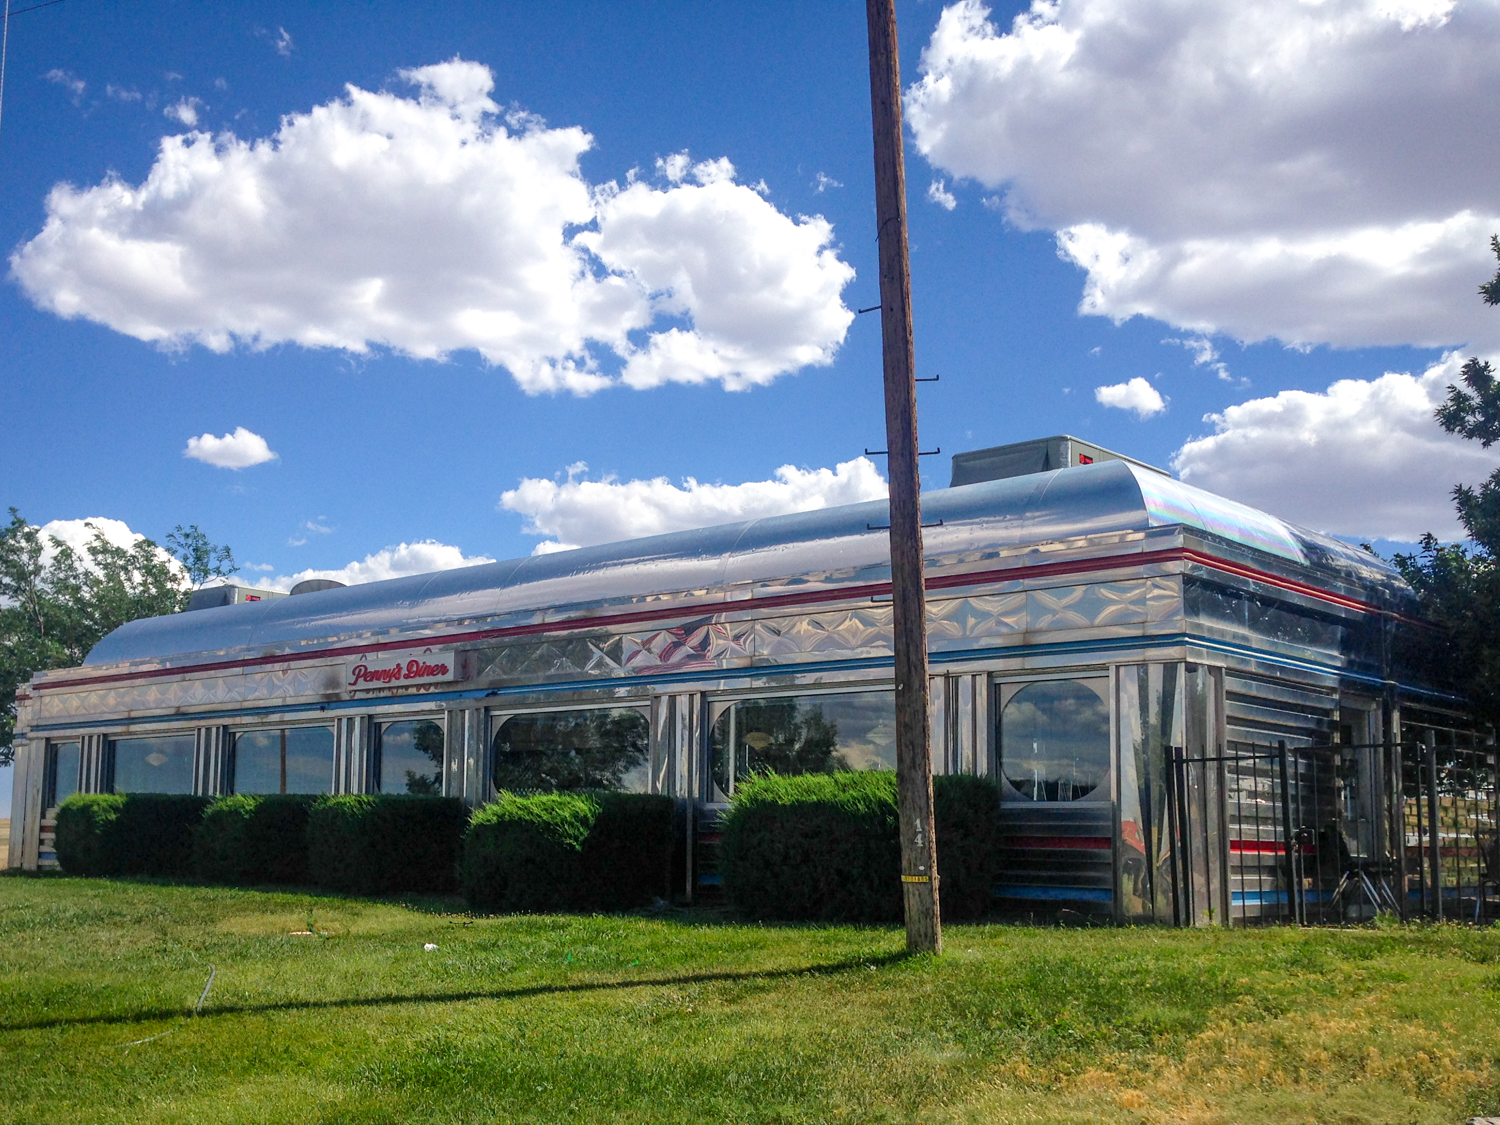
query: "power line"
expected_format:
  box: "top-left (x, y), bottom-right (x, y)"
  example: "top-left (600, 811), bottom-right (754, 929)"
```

top-left (10, 0), bottom-right (65, 18)
top-left (0, 1), bottom-right (11, 159)
top-left (0, 0), bottom-right (66, 159)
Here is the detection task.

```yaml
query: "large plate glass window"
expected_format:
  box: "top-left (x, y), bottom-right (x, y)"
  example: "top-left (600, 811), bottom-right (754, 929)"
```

top-left (492, 708), bottom-right (650, 793)
top-left (376, 719), bottom-right (444, 795)
top-left (45, 740), bottom-right (81, 808)
top-left (110, 734), bottom-right (196, 794)
top-left (233, 727), bottom-right (335, 794)
top-left (998, 678), bottom-right (1110, 802)
top-left (709, 690), bottom-right (896, 801)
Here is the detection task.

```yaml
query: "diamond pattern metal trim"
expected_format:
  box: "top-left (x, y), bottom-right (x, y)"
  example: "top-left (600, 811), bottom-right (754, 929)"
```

top-left (35, 579), bottom-right (1184, 718)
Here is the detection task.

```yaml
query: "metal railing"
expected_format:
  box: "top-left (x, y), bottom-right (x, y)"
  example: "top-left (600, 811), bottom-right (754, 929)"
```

top-left (1164, 739), bottom-right (1497, 926)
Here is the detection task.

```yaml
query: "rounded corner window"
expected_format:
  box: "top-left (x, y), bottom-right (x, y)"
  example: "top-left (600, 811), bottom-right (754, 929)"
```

top-left (1000, 679), bottom-right (1110, 802)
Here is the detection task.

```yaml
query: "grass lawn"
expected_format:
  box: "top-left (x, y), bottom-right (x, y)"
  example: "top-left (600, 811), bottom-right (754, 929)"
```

top-left (1, 875), bottom-right (1498, 1124)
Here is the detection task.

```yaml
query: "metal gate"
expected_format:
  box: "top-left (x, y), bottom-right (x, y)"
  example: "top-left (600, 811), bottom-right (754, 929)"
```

top-left (1164, 739), bottom-right (1498, 926)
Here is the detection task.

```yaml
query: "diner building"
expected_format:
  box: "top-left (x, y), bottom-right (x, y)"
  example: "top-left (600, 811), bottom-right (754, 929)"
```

top-left (8, 437), bottom-right (1479, 923)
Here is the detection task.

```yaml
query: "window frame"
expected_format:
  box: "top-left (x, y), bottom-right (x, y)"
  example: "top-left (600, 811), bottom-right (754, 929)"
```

top-left (229, 723), bottom-right (337, 796)
top-left (106, 731), bottom-right (198, 795)
top-left (486, 702), bottom-right (653, 799)
top-left (372, 714), bottom-right (448, 796)
top-left (43, 739), bottom-right (82, 811)
top-left (705, 684), bottom-right (898, 803)
top-left (993, 673), bottom-right (1114, 806)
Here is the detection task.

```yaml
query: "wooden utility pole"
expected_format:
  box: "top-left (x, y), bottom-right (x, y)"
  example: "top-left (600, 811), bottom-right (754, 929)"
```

top-left (866, 0), bottom-right (941, 954)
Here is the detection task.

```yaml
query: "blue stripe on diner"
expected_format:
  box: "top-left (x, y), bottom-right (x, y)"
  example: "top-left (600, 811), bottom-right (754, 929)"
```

top-left (1232, 890), bottom-right (1338, 905)
top-left (995, 885), bottom-right (1114, 903)
top-left (696, 874), bottom-right (723, 886)
top-left (24, 629), bottom-right (1435, 735)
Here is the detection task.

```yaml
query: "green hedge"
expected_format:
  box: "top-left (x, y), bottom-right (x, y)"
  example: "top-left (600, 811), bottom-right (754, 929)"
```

top-left (719, 771), bottom-right (1002, 923)
top-left (194, 794), bottom-right (318, 885)
top-left (54, 794), bottom-right (127, 876)
top-left (307, 795), bottom-right (467, 895)
top-left (931, 774), bottom-right (1007, 920)
top-left (461, 791), bottom-right (675, 912)
top-left (54, 793), bottom-right (212, 878)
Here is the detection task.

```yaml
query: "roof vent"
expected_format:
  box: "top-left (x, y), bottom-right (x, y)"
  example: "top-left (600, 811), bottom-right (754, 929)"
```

top-left (289, 578), bottom-right (347, 596)
top-left (949, 435), bottom-right (1168, 488)
top-left (184, 584), bottom-right (287, 612)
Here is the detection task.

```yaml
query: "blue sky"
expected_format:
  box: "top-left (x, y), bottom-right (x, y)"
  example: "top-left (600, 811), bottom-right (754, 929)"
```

top-left (4, 1), bottom-right (1500, 813)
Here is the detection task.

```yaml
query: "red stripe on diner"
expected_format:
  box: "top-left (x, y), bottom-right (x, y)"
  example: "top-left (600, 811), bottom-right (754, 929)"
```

top-left (1230, 840), bottom-right (1315, 855)
top-left (1004, 835), bottom-right (1112, 851)
top-left (35, 545), bottom-right (1393, 692)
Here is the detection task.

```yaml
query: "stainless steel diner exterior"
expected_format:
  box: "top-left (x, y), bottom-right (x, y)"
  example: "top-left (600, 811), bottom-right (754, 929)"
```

top-left (5, 452), bottom-right (1466, 924)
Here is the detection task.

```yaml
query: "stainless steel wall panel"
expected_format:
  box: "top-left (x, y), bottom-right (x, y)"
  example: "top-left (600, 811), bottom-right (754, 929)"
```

top-left (80, 734), bottom-right (107, 794)
top-left (930, 676), bottom-right (949, 773)
top-left (335, 716), bottom-right (372, 795)
top-left (650, 696), bottom-right (674, 796)
top-left (443, 708), bottom-right (486, 806)
top-left (192, 727), bottom-right (229, 796)
top-left (9, 741), bottom-right (39, 869)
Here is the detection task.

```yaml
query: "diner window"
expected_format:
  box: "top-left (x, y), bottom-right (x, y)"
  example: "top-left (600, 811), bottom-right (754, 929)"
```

top-left (709, 690), bottom-right (896, 801)
top-left (998, 678), bottom-right (1110, 802)
top-left (233, 727), bottom-right (335, 795)
top-left (376, 719), bottom-right (444, 795)
top-left (46, 740), bottom-right (82, 809)
top-left (110, 734), bottom-right (196, 794)
top-left (491, 708), bottom-right (650, 793)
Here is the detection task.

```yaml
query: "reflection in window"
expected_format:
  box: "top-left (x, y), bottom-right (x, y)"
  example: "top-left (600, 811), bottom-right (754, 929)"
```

top-left (111, 734), bottom-right (196, 794)
top-left (1000, 679), bottom-right (1110, 802)
top-left (377, 719), bottom-right (445, 795)
top-left (709, 691), bottom-right (896, 801)
top-left (233, 727), bottom-right (334, 794)
top-left (47, 741), bottom-right (81, 808)
top-left (492, 708), bottom-right (650, 793)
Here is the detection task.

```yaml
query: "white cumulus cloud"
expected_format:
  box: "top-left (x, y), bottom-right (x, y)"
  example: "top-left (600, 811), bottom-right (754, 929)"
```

top-left (927, 179), bottom-right (957, 210)
top-left (164, 97), bottom-right (201, 127)
top-left (183, 426), bottom-right (278, 469)
top-left (906, 0), bottom-right (1500, 350)
top-left (1095, 377), bottom-right (1166, 417)
top-left (1172, 352), bottom-right (1497, 540)
top-left (500, 457), bottom-right (889, 554)
top-left (251, 540), bottom-right (495, 591)
top-left (35, 517), bottom-right (184, 577)
top-left (583, 158), bottom-right (855, 390)
top-left (11, 59), bottom-right (855, 395)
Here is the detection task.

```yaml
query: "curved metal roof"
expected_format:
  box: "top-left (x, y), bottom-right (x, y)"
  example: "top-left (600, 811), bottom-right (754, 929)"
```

top-left (85, 460), bottom-right (1407, 667)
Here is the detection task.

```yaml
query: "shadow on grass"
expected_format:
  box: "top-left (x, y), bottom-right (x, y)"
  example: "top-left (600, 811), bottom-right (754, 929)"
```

top-left (1, 950), bottom-right (913, 1034)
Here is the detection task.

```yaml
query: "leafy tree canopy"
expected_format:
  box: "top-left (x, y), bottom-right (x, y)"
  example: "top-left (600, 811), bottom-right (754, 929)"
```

top-left (1393, 236), bottom-right (1500, 727)
top-left (166, 524), bottom-right (238, 590)
top-left (0, 512), bottom-right (234, 766)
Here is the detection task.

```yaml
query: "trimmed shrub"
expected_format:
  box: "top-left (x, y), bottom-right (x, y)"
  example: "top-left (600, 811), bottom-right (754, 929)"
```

top-left (932, 774), bottom-right (1005, 920)
top-left (194, 794), bottom-right (318, 885)
top-left (580, 793), bottom-right (675, 911)
top-left (54, 793), bottom-right (212, 878)
top-left (461, 791), bottom-right (675, 913)
top-left (462, 793), bottom-right (594, 911)
top-left (720, 772), bottom-right (901, 922)
top-left (307, 795), bottom-right (467, 895)
top-left (54, 794), bottom-right (127, 876)
top-left (719, 771), bottom-right (1003, 923)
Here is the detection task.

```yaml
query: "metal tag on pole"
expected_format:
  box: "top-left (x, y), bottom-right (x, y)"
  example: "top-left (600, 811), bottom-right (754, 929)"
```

top-left (865, 0), bottom-right (941, 954)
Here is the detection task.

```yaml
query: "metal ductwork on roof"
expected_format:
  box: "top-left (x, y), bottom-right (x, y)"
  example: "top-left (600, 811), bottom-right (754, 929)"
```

top-left (949, 435), bottom-right (1167, 488)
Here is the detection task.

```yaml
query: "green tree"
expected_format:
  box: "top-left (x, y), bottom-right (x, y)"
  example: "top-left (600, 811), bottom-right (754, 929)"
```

top-left (1393, 236), bottom-right (1500, 726)
top-left (166, 524), bottom-right (237, 589)
top-left (0, 512), bottom-right (233, 765)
